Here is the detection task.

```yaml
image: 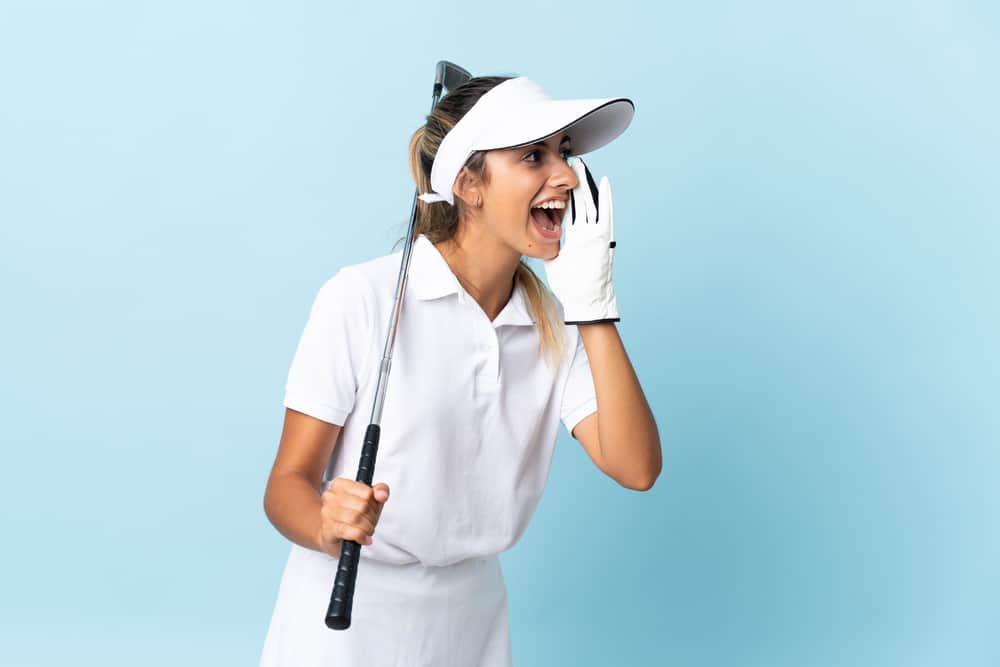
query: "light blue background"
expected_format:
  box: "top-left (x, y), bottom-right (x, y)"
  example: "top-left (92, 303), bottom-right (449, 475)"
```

top-left (2, 1), bottom-right (997, 665)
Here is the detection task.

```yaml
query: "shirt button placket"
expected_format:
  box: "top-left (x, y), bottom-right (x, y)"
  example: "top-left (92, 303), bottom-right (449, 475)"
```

top-left (473, 320), bottom-right (499, 394)
top-left (487, 332), bottom-right (499, 386)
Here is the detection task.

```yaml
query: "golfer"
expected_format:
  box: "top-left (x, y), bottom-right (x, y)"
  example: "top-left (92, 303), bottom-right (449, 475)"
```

top-left (260, 75), bottom-right (661, 666)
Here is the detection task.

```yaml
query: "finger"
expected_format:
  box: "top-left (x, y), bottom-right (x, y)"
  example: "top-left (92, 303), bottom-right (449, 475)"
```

top-left (372, 482), bottom-right (390, 504)
top-left (564, 161), bottom-right (591, 247)
top-left (326, 505), bottom-right (372, 535)
top-left (333, 521), bottom-right (373, 545)
top-left (570, 161), bottom-right (585, 222)
top-left (574, 158), bottom-right (598, 223)
top-left (333, 492), bottom-right (371, 514)
top-left (320, 488), bottom-right (345, 514)
top-left (330, 477), bottom-right (372, 500)
top-left (354, 512), bottom-right (377, 537)
top-left (599, 176), bottom-right (614, 244)
top-left (559, 169), bottom-right (580, 249)
top-left (331, 507), bottom-right (376, 536)
top-left (564, 188), bottom-right (576, 226)
top-left (327, 492), bottom-right (379, 527)
top-left (337, 480), bottom-right (376, 503)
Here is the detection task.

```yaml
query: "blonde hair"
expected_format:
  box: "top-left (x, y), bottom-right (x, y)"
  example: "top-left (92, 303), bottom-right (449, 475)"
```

top-left (398, 76), bottom-right (567, 368)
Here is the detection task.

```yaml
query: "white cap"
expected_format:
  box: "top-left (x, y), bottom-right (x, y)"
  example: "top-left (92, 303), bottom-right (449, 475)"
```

top-left (418, 77), bottom-right (634, 206)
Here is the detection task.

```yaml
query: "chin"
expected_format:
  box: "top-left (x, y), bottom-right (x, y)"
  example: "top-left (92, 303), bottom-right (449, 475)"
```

top-left (541, 245), bottom-right (560, 261)
top-left (520, 226), bottom-right (561, 260)
top-left (520, 240), bottom-right (560, 261)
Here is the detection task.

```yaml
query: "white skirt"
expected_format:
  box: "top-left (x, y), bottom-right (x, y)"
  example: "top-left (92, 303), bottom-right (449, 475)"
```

top-left (260, 545), bottom-right (512, 666)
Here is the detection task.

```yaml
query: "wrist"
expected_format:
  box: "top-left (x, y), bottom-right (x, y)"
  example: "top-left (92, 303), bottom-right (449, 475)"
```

top-left (560, 294), bottom-right (619, 324)
top-left (315, 527), bottom-right (343, 558)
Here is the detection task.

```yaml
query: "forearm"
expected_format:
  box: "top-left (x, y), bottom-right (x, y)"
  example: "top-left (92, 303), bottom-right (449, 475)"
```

top-left (263, 473), bottom-right (333, 555)
top-left (578, 322), bottom-right (661, 487)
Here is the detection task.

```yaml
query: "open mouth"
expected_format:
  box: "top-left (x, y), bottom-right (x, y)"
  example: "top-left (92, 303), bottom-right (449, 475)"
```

top-left (530, 200), bottom-right (565, 238)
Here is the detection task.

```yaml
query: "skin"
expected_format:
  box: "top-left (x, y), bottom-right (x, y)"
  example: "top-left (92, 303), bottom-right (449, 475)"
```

top-left (262, 132), bottom-right (662, 561)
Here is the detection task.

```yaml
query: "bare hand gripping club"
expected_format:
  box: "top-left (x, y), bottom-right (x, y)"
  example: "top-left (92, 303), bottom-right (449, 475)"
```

top-left (324, 60), bottom-right (473, 631)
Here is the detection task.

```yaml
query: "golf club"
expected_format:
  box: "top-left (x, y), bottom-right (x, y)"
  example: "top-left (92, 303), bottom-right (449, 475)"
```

top-left (324, 60), bottom-right (473, 631)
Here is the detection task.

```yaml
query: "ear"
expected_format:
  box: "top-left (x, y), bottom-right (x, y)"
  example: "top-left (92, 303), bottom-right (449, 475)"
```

top-left (452, 166), bottom-right (483, 209)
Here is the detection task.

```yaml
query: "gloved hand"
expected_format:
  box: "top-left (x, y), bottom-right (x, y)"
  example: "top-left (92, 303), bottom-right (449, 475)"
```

top-left (543, 157), bottom-right (619, 324)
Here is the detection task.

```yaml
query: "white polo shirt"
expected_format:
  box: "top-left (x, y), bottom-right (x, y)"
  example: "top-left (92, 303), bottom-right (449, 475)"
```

top-left (283, 233), bottom-right (598, 567)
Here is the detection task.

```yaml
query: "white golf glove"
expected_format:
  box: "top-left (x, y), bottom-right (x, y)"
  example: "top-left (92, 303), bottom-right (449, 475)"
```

top-left (543, 157), bottom-right (619, 324)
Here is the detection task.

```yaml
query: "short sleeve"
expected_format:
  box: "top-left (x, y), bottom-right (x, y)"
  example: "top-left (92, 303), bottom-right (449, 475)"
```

top-left (560, 330), bottom-right (598, 437)
top-left (283, 267), bottom-right (375, 426)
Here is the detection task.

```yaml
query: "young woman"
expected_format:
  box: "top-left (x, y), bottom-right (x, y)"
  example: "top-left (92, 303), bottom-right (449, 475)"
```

top-left (260, 75), bottom-right (661, 666)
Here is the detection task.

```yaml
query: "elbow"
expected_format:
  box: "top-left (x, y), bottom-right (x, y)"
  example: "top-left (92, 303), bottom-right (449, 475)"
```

top-left (262, 474), bottom-right (283, 525)
top-left (619, 452), bottom-right (662, 492)
top-left (262, 486), bottom-right (275, 524)
top-left (618, 463), bottom-right (661, 492)
top-left (621, 471), bottom-right (658, 492)
top-left (634, 477), bottom-right (658, 492)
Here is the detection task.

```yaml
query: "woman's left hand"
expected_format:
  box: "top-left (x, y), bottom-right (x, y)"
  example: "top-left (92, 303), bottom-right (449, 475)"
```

top-left (542, 157), bottom-right (620, 324)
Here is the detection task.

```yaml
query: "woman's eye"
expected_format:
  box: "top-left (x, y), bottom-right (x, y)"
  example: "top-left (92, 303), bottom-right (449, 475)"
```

top-left (524, 149), bottom-right (573, 163)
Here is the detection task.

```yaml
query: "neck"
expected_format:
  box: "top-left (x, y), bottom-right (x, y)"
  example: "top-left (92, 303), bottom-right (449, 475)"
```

top-left (433, 223), bottom-right (521, 321)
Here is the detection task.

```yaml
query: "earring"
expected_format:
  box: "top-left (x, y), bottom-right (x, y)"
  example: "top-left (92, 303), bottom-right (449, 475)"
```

top-left (473, 195), bottom-right (481, 208)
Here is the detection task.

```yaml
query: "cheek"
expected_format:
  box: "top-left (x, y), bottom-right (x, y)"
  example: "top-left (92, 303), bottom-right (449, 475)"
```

top-left (492, 190), bottom-right (532, 220)
top-left (484, 162), bottom-right (544, 219)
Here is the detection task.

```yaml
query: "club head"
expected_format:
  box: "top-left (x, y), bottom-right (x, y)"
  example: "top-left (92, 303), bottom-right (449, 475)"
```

top-left (435, 60), bottom-right (472, 93)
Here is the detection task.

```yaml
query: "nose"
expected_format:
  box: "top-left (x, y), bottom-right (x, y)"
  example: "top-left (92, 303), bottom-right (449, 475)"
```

top-left (551, 157), bottom-right (578, 193)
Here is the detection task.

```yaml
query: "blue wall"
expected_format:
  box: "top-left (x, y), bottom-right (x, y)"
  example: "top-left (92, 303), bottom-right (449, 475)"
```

top-left (1, 1), bottom-right (997, 664)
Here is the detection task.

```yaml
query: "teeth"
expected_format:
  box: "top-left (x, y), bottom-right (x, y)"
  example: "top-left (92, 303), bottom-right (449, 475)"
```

top-left (531, 206), bottom-right (558, 231)
top-left (532, 200), bottom-right (566, 210)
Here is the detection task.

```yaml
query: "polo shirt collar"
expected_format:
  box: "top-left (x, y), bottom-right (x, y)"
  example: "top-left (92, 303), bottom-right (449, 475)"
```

top-left (408, 234), bottom-right (536, 327)
top-left (493, 283), bottom-right (535, 327)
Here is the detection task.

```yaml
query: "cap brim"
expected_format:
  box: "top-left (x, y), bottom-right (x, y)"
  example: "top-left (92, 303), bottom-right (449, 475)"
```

top-left (480, 97), bottom-right (635, 155)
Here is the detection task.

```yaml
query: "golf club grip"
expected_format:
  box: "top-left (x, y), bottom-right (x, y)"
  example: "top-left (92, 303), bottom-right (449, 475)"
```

top-left (325, 423), bottom-right (381, 630)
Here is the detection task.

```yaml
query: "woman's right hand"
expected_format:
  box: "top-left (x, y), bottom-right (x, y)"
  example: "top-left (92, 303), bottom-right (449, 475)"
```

top-left (316, 478), bottom-right (391, 558)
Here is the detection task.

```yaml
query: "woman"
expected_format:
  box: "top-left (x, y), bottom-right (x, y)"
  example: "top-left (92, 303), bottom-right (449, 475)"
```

top-left (260, 75), bottom-right (661, 666)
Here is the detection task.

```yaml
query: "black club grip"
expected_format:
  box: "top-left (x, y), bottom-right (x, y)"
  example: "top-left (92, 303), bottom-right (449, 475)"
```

top-left (325, 423), bottom-right (381, 630)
